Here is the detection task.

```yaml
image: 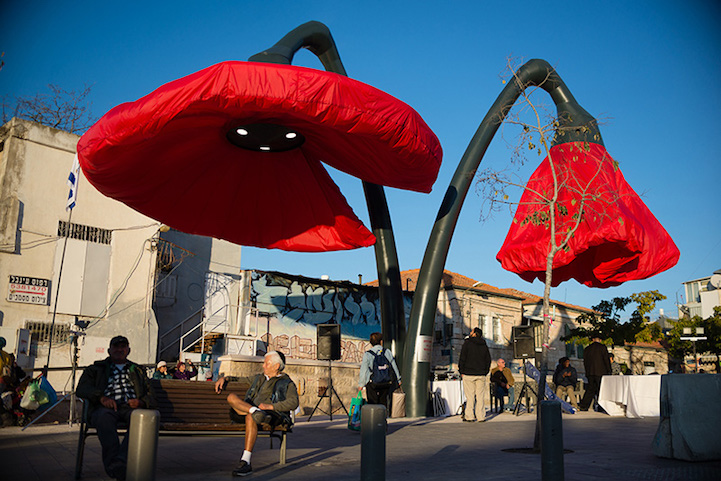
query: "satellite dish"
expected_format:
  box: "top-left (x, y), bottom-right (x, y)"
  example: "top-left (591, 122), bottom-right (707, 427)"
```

top-left (710, 274), bottom-right (721, 289)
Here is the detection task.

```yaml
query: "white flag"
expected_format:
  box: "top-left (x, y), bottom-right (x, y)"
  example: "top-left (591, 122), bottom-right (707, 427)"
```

top-left (67, 154), bottom-right (80, 211)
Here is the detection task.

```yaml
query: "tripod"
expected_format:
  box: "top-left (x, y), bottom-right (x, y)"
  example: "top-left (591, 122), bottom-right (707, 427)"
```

top-left (513, 357), bottom-right (538, 416)
top-left (22, 330), bottom-right (83, 430)
top-left (308, 359), bottom-right (348, 421)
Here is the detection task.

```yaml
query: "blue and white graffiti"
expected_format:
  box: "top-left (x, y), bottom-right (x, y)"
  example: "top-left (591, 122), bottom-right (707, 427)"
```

top-left (249, 271), bottom-right (413, 358)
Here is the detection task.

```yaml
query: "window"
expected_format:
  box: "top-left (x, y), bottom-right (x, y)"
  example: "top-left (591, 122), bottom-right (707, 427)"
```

top-left (492, 317), bottom-right (502, 344)
top-left (58, 221), bottom-right (112, 244)
top-left (479, 314), bottom-right (492, 342)
top-left (686, 282), bottom-right (700, 304)
top-left (564, 324), bottom-right (585, 359)
top-left (52, 222), bottom-right (111, 316)
top-left (26, 320), bottom-right (71, 345)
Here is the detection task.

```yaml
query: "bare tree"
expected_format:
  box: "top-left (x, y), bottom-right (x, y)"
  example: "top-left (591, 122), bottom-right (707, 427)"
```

top-left (475, 59), bottom-right (621, 449)
top-left (2, 84), bottom-right (95, 134)
top-left (479, 59), bottom-right (616, 369)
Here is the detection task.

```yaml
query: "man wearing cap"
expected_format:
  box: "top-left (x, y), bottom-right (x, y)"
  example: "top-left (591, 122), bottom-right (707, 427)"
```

top-left (77, 336), bottom-right (156, 480)
top-left (152, 360), bottom-right (173, 379)
top-left (215, 351), bottom-right (298, 477)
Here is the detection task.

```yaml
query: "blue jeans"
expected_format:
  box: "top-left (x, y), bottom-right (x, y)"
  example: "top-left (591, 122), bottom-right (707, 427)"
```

top-left (494, 385), bottom-right (515, 410)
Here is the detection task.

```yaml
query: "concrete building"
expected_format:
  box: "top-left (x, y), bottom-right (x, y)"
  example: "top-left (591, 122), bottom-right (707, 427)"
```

top-left (679, 269), bottom-right (721, 319)
top-left (153, 228), bottom-right (242, 365)
top-left (502, 289), bottom-right (595, 370)
top-left (383, 269), bottom-right (525, 372)
top-left (0, 118), bottom-right (160, 389)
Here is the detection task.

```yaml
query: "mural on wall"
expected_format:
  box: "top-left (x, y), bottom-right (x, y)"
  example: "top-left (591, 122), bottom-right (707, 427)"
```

top-left (250, 271), bottom-right (412, 363)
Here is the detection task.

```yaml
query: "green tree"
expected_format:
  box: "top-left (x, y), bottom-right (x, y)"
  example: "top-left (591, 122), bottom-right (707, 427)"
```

top-left (563, 290), bottom-right (666, 347)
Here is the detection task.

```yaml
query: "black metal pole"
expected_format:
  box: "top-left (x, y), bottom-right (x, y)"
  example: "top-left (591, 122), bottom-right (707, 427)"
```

top-left (249, 21), bottom-right (407, 365)
top-left (403, 59), bottom-right (604, 417)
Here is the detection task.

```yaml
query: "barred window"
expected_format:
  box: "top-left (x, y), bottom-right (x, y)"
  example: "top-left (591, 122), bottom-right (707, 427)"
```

top-left (58, 221), bottom-right (112, 245)
top-left (25, 320), bottom-right (71, 345)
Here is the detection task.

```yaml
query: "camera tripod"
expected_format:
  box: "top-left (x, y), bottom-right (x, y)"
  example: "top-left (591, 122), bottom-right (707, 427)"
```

top-left (513, 357), bottom-right (538, 416)
top-left (308, 359), bottom-right (348, 421)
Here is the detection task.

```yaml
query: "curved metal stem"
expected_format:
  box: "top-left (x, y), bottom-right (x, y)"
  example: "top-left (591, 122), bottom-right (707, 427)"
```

top-left (402, 59), bottom-right (603, 417)
top-left (250, 21), bottom-right (407, 363)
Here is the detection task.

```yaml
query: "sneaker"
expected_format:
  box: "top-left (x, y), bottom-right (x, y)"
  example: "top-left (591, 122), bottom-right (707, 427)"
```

top-left (232, 460), bottom-right (252, 477)
top-left (477, 418), bottom-right (487, 423)
top-left (462, 418), bottom-right (476, 422)
top-left (251, 410), bottom-right (273, 425)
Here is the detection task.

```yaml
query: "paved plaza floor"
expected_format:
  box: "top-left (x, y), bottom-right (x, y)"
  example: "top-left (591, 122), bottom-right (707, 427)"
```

top-left (2, 410), bottom-right (720, 480)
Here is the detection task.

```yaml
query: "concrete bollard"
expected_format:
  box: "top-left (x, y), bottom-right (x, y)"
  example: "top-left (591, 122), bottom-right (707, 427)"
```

top-left (541, 401), bottom-right (564, 481)
top-left (127, 409), bottom-right (160, 481)
top-left (361, 404), bottom-right (386, 481)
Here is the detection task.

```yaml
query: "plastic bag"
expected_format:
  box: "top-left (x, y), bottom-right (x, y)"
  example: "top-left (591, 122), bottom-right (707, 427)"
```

top-left (38, 376), bottom-right (57, 405)
top-left (391, 388), bottom-right (406, 418)
top-left (20, 381), bottom-right (40, 410)
top-left (348, 390), bottom-right (365, 431)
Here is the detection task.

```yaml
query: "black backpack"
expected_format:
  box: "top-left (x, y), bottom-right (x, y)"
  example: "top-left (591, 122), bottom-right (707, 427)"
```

top-left (369, 348), bottom-right (393, 384)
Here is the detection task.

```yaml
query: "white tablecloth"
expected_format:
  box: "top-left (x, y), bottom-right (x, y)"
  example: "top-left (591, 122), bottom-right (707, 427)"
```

top-left (431, 380), bottom-right (465, 416)
top-left (598, 375), bottom-right (661, 418)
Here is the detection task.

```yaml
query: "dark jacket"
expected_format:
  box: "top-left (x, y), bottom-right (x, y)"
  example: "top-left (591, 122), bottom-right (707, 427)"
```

top-left (583, 341), bottom-right (612, 377)
top-left (228, 373), bottom-right (299, 426)
top-left (77, 357), bottom-right (156, 417)
top-left (172, 366), bottom-right (197, 380)
top-left (553, 365), bottom-right (578, 387)
top-left (458, 336), bottom-right (491, 376)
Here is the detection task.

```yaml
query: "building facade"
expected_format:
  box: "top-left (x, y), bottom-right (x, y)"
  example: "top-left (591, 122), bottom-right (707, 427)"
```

top-left (0, 118), bottom-right (160, 389)
top-left (679, 269), bottom-right (721, 320)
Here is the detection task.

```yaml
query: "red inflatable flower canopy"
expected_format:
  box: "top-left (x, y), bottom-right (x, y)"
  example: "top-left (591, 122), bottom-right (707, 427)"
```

top-left (496, 142), bottom-right (679, 288)
top-left (77, 61), bottom-right (442, 252)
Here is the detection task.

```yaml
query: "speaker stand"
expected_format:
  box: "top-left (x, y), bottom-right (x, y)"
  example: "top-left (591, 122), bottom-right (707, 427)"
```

top-left (308, 359), bottom-right (348, 421)
top-left (513, 358), bottom-right (538, 416)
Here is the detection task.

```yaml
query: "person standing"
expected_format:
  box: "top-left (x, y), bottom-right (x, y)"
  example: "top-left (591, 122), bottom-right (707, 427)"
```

top-left (76, 336), bottom-right (156, 480)
top-left (459, 328), bottom-right (491, 422)
top-left (358, 332), bottom-right (402, 412)
top-left (578, 336), bottom-right (611, 411)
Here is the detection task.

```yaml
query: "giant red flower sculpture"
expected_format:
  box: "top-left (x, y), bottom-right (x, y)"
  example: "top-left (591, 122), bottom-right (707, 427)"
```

top-left (496, 142), bottom-right (679, 288)
top-left (77, 61), bottom-right (442, 252)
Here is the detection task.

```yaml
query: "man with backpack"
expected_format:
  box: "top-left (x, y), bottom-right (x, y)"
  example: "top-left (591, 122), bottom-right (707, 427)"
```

top-left (358, 332), bottom-right (401, 412)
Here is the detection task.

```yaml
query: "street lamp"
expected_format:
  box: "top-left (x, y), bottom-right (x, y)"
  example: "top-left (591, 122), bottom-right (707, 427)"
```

top-left (77, 22), bottom-right (442, 362)
top-left (680, 327), bottom-right (707, 373)
top-left (402, 59), bottom-right (678, 416)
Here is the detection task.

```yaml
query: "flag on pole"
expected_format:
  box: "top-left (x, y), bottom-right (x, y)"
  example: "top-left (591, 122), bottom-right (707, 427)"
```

top-left (66, 154), bottom-right (80, 211)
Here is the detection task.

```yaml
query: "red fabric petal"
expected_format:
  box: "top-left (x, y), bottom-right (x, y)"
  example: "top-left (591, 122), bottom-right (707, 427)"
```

top-left (80, 112), bottom-right (374, 251)
top-left (78, 61), bottom-right (441, 191)
top-left (496, 143), bottom-right (679, 288)
top-left (78, 61), bottom-right (443, 252)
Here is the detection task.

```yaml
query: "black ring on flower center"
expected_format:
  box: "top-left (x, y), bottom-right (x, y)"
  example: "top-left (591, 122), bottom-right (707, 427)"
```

top-left (226, 123), bottom-right (305, 152)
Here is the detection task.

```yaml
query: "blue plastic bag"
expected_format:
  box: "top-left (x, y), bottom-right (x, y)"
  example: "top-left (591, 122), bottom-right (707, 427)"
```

top-left (38, 376), bottom-right (58, 406)
top-left (348, 390), bottom-right (365, 431)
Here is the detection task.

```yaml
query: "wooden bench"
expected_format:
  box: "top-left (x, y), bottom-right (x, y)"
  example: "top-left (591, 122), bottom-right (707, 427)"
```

top-left (75, 379), bottom-right (291, 479)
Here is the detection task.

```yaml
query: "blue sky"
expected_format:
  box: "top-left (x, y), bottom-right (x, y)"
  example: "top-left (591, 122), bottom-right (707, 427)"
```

top-left (2, 1), bottom-right (720, 321)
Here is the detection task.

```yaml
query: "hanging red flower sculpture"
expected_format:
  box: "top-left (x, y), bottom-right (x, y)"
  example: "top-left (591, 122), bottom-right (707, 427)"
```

top-left (496, 142), bottom-right (679, 288)
top-left (77, 61), bottom-right (442, 252)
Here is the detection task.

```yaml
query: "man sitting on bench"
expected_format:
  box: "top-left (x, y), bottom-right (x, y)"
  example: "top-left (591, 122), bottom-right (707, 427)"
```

top-left (215, 351), bottom-right (299, 477)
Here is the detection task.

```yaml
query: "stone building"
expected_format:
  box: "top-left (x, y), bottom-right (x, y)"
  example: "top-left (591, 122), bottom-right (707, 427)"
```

top-left (0, 118), bottom-right (160, 389)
